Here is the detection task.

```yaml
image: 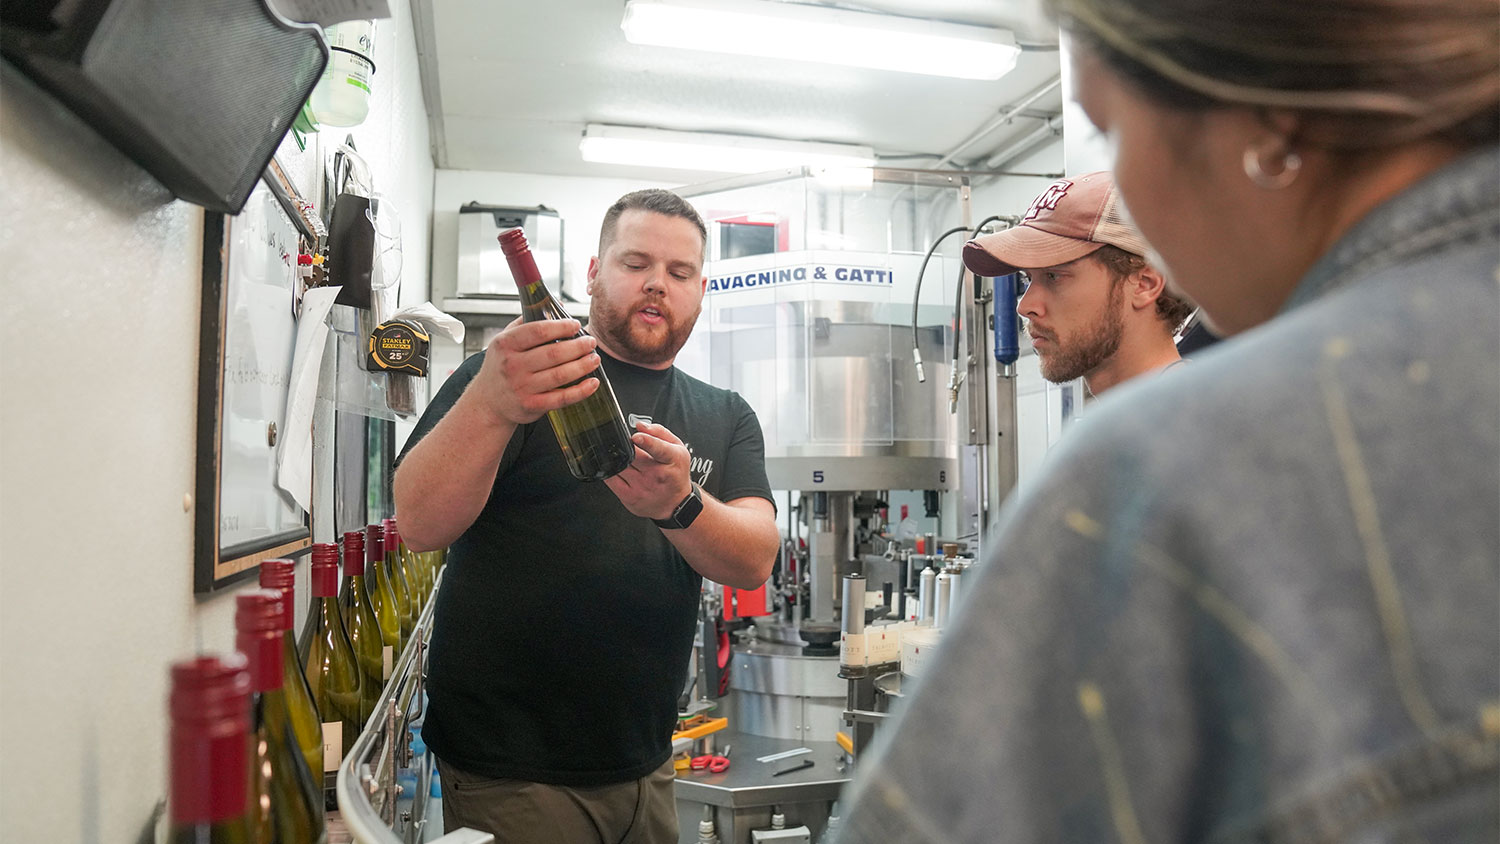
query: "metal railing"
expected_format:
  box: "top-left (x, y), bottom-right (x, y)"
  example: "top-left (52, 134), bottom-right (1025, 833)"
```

top-left (335, 567), bottom-right (494, 844)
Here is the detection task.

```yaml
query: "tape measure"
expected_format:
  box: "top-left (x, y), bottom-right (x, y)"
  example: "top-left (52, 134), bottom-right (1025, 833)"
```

top-left (368, 320), bottom-right (431, 376)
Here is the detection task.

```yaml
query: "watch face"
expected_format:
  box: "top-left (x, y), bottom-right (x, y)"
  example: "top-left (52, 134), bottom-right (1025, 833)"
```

top-left (675, 486), bottom-right (704, 528)
top-left (657, 485), bottom-right (703, 529)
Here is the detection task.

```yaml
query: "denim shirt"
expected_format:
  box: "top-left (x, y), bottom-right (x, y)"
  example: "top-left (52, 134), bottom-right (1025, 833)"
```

top-left (836, 147), bottom-right (1500, 843)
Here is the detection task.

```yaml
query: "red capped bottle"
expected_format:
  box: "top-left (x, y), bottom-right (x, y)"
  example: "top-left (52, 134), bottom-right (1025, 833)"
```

top-left (382, 518), bottom-right (415, 651)
top-left (258, 559), bottom-right (323, 785)
top-left (167, 654), bottom-right (253, 843)
top-left (301, 543), bottom-right (363, 778)
top-left (499, 227), bottom-right (635, 481)
top-left (340, 530), bottom-right (384, 720)
top-left (365, 524), bottom-right (400, 679)
top-left (235, 589), bottom-right (324, 842)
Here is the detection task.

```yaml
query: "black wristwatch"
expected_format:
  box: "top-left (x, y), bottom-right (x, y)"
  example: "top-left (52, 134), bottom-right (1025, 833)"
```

top-left (653, 484), bottom-right (704, 530)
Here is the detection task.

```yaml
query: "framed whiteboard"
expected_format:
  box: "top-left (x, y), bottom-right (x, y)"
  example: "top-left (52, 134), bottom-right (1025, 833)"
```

top-left (194, 161), bottom-right (314, 593)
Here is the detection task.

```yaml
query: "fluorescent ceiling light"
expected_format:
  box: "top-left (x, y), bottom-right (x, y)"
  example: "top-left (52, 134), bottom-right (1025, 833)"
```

top-left (621, 0), bottom-right (1020, 81)
top-left (580, 124), bottom-right (875, 174)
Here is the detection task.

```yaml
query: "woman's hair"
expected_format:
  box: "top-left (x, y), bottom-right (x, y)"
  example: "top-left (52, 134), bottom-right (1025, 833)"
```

top-left (1048, 0), bottom-right (1499, 149)
top-left (1092, 245), bottom-right (1196, 332)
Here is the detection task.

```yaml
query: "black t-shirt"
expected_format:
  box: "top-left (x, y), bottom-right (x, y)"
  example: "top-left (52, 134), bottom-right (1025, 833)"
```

top-left (399, 349), bottom-right (773, 786)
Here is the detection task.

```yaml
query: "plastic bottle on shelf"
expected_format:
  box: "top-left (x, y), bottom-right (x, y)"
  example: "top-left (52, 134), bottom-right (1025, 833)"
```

top-left (309, 20), bottom-right (376, 127)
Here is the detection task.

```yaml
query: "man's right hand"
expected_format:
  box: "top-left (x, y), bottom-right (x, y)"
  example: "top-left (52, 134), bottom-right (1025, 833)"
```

top-left (471, 318), bottom-right (604, 426)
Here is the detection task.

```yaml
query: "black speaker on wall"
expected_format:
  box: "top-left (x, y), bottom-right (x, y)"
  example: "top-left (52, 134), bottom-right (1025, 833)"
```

top-left (1, 0), bottom-right (327, 213)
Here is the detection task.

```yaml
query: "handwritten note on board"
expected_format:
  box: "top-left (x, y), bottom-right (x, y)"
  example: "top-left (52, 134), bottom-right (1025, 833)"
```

top-left (219, 180), bottom-right (304, 549)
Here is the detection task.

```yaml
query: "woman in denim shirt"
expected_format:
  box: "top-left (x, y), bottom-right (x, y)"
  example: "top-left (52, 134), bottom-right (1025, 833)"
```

top-left (836, 0), bottom-right (1498, 842)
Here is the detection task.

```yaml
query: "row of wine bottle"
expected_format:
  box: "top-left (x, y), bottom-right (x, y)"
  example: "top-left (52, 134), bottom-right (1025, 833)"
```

top-left (167, 519), bottom-right (445, 843)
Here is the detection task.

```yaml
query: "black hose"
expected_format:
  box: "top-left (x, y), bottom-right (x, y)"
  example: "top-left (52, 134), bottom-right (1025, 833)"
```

top-left (911, 226), bottom-right (972, 380)
top-left (952, 257), bottom-right (967, 366)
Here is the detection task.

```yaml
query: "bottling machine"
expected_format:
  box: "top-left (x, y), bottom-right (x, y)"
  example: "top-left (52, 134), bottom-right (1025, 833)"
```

top-left (665, 165), bottom-right (1032, 843)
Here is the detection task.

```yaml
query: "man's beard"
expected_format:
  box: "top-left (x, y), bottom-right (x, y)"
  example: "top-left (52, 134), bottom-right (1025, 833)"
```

top-left (1032, 279), bottom-right (1124, 384)
top-left (589, 291), bottom-right (700, 367)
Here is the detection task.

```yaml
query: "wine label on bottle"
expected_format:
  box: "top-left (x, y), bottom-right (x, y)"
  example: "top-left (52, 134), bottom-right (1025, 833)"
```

top-left (840, 631), bottom-right (866, 667)
top-left (321, 722), bottom-right (342, 772)
top-left (368, 320), bottom-right (431, 375)
top-left (382, 645), bottom-right (393, 679)
top-left (868, 627), bottom-right (900, 664)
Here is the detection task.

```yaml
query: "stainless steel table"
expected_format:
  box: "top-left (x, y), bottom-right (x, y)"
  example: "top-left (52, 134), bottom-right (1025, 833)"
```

top-left (673, 730), bottom-right (849, 844)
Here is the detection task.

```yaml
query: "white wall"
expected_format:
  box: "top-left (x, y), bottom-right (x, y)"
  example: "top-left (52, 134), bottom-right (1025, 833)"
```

top-left (0, 3), bottom-right (432, 839)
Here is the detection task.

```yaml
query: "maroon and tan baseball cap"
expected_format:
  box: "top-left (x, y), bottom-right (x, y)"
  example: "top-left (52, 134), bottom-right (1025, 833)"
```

top-left (963, 171), bottom-right (1149, 277)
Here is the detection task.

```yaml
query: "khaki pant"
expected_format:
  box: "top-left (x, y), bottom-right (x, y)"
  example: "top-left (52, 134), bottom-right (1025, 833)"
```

top-left (437, 756), bottom-right (678, 844)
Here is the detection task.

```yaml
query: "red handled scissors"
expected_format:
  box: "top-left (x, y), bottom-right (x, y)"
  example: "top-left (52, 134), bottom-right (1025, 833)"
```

top-left (691, 745), bottom-right (731, 773)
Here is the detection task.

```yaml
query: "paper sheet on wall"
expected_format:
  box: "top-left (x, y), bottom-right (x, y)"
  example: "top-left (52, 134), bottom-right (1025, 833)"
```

top-left (277, 286), bottom-right (343, 512)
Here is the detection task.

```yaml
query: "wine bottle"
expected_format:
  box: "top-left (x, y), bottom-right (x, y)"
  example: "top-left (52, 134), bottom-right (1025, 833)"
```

top-left (301, 543), bottom-right (363, 778)
top-left (364, 524), bottom-right (400, 680)
top-left (340, 530), bottom-right (383, 722)
top-left (499, 227), bottom-right (635, 481)
top-left (393, 520), bottom-right (422, 613)
top-left (398, 520), bottom-right (426, 612)
top-left (398, 526), bottom-right (429, 607)
top-left (421, 549), bottom-right (438, 601)
top-left (167, 654), bottom-right (253, 844)
top-left (420, 548), bottom-right (440, 604)
top-left (382, 518), bottom-right (415, 651)
top-left (258, 559), bottom-right (324, 784)
top-left (235, 589), bottom-right (325, 843)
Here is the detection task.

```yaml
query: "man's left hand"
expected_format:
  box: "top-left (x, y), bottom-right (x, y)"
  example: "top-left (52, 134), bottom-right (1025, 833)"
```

top-left (603, 421), bottom-right (693, 521)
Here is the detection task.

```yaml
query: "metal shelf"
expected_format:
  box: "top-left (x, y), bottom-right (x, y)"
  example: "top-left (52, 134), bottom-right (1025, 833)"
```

top-left (336, 567), bottom-right (492, 844)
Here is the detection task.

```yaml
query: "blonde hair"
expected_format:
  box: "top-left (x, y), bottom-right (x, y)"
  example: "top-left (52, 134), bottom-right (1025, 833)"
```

top-left (1050, 0), bottom-right (1499, 148)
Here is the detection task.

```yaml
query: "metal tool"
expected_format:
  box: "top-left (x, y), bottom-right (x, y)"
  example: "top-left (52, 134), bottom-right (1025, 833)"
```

top-left (755, 747), bottom-right (811, 764)
top-left (771, 760), bottom-right (815, 777)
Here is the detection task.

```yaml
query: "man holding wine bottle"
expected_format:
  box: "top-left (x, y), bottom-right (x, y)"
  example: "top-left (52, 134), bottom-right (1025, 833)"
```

top-left (394, 188), bottom-right (779, 844)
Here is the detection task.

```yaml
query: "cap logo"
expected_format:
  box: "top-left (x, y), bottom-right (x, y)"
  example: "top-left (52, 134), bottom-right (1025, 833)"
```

top-left (1024, 179), bottom-right (1073, 221)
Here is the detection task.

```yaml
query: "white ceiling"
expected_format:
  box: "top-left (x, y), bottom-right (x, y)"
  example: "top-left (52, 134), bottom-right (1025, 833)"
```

top-left (410, 0), bottom-right (1066, 184)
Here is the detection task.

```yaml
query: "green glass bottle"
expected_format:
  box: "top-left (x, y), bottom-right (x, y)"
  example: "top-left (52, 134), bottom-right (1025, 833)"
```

top-left (364, 525), bottom-right (400, 680)
top-left (167, 654), bottom-right (254, 844)
top-left (413, 549), bottom-right (434, 606)
top-left (499, 226), bottom-right (635, 481)
top-left (422, 549), bottom-right (438, 601)
top-left (382, 519), bottom-right (415, 652)
top-left (301, 543), bottom-right (363, 778)
top-left (258, 559), bottom-right (324, 785)
top-left (236, 590), bottom-right (325, 843)
top-left (340, 530), bottom-right (383, 722)
top-left (399, 528), bottom-right (429, 607)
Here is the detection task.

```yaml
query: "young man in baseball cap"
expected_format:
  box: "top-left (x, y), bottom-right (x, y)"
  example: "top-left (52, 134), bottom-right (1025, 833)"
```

top-left (964, 171), bottom-right (1194, 396)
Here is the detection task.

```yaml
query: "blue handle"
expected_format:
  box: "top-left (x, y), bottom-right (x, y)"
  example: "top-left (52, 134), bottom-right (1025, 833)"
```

top-left (993, 273), bottom-right (1020, 366)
